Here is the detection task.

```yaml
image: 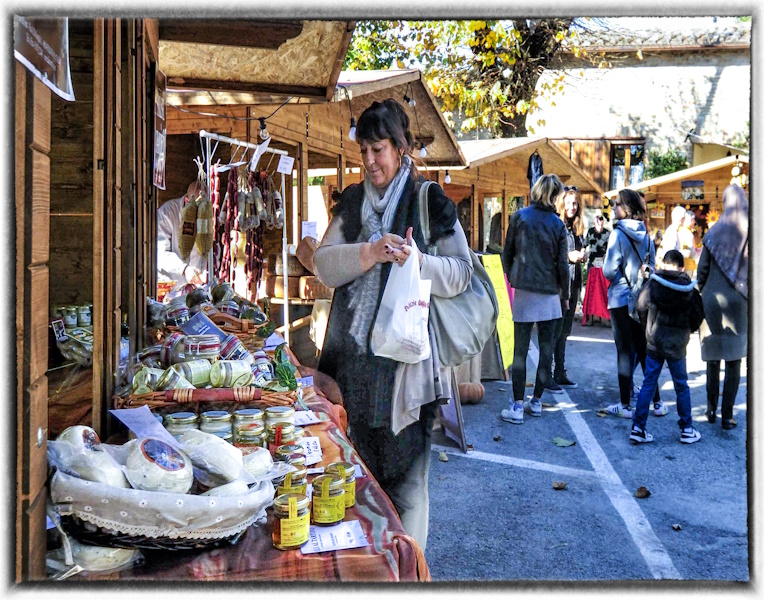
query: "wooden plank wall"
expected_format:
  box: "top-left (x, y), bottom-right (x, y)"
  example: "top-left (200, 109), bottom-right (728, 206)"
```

top-left (16, 63), bottom-right (51, 582)
top-left (557, 139), bottom-right (611, 208)
top-left (49, 21), bottom-right (94, 306)
top-left (158, 133), bottom-right (199, 205)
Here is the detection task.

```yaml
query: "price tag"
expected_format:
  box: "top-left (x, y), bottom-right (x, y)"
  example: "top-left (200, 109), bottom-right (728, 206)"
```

top-left (296, 376), bottom-right (314, 388)
top-left (300, 436), bottom-right (322, 465)
top-left (276, 155), bottom-right (295, 175)
top-left (51, 319), bottom-right (67, 342)
top-left (300, 520), bottom-right (369, 554)
top-left (294, 410), bottom-right (321, 426)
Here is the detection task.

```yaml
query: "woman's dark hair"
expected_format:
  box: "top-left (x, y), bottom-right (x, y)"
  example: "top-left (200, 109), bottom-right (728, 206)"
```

top-left (617, 189), bottom-right (646, 221)
top-left (356, 99), bottom-right (415, 153)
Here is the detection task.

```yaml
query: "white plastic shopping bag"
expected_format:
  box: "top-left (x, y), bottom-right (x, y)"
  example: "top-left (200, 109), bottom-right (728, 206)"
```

top-left (371, 239), bottom-right (431, 364)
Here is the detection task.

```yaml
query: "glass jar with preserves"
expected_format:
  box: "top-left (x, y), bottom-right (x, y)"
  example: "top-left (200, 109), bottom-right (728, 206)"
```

top-left (160, 332), bottom-right (186, 366)
top-left (234, 423), bottom-right (265, 453)
top-left (199, 410), bottom-right (233, 437)
top-left (311, 473), bottom-right (345, 526)
top-left (274, 444), bottom-right (306, 468)
top-left (292, 426), bottom-right (305, 444)
top-left (164, 412), bottom-right (198, 439)
top-left (266, 422), bottom-right (295, 453)
top-left (264, 406), bottom-right (295, 427)
top-left (233, 408), bottom-right (264, 436)
top-left (171, 359), bottom-right (212, 387)
top-left (209, 360), bottom-right (254, 388)
top-left (275, 464), bottom-right (308, 495)
top-left (166, 297), bottom-right (190, 327)
top-left (182, 334), bottom-right (221, 361)
top-left (326, 462), bottom-right (356, 509)
top-left (272, 493), bottom-right (310, 551)
top-left (219, 333), bottom-right (253, 364)
top-left (155, 367), bottom-right (195, 391)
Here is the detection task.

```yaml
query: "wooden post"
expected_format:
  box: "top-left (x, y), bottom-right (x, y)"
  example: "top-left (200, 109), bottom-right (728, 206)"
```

top-left (15, 62), bottom-right (52, 582)
top-left (501, 189), bottom-right (509, 244)
top-left (299, 141), bottom-right (309, 242)
top-left (337, 153), bottom-right (345, 192)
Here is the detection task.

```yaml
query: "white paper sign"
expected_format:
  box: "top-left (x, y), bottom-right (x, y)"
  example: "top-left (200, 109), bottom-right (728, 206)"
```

top-left (276, 155), bottom-right (295, 175)
top-left (301, 221), bottom-right (317, 240)
top-left (301, 520), bottom-right (369, 554)
top-left (296, 376), bottom-right (314, 388)
top-left (264, 332), bottom-right (286, 351)
top-left (294, 410), bottom-right (321, 426)
top-left (300, 436), bottom-right (322, 466)
top-left (110, 405), bottom-right (178, 447)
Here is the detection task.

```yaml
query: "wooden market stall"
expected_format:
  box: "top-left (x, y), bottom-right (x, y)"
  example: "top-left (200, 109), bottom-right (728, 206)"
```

top-left (603, 154), bottom-right (749, 238)
top-left (426, 137), bottom-right (604, 252)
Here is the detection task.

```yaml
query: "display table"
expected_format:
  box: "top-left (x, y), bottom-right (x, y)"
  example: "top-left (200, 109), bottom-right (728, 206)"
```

top-left (78, 379), bottom-right (429, 582)
top-left (582, 266), bottom-right (610, 325)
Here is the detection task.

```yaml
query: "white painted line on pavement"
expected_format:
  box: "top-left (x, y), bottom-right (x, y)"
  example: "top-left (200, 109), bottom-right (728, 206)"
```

top-left (566, 335), bottom-right (614, 344)
top-left (431, 444), bottom-right (599, 481)
top-left (528, 343), bottom-right (682, 580)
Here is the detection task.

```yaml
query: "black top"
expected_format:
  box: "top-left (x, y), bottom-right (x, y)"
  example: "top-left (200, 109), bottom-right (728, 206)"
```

top-left (585, 226), bottom-right (610, 266)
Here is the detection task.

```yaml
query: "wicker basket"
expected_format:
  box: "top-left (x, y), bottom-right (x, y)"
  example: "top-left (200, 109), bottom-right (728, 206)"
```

top-left (113, 387), bottom-right (296, 415)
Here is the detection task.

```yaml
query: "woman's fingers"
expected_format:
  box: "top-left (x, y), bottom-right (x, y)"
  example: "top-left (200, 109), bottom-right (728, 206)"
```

top-left (405, 226), bottom-right (413, 245)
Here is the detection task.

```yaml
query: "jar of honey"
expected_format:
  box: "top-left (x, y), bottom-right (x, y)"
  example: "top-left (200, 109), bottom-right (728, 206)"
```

top-left (272, 493), bottom-right (310, 550)
top-left (275, 465), bottom-right (308, 496)
top-left (266, 422), bottom-right (295, 453)
top-left (311, 473), bottom-right (345, 526)
top-left (234, 423), bottom-right (265, 453)
top-left (326, 462), bottom-right (356, 509)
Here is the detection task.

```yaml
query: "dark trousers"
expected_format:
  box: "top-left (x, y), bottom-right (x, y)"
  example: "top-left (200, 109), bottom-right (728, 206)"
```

top-left (609, 306), bottom-right (660, 407)
top-left (553, 284), bottom-right (580, 375)
top-left (706, 359), bottom-right (742, 421)
top-left (512, 319), bottom-right (561, 401)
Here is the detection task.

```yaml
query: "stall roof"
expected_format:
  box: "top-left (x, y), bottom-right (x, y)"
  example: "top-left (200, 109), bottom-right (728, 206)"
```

top-left (334, 69), bottom-right (466, 167)
top-left (603, 154), bottom-right (749, 198)
top-left (159, 20), bottom-right (355, 102)
top-left (442, 137), bottom-right (603, 194)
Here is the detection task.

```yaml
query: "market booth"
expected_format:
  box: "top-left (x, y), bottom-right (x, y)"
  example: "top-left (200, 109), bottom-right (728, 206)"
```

top-left (15, 17), bottom-right (433, 584)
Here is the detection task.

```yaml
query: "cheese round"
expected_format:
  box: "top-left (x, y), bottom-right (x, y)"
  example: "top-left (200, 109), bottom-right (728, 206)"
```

top-left (124, 438), bottom-right (193, 494)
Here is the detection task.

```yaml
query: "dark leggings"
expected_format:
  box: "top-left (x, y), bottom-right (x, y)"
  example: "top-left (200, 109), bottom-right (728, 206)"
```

top-left (553, 284), bottom-right (580, 375)
top-left (609, 306), bottom-right (660, 407)
top-left (512, 319), bottom-right (561, 401)
top-left (706, 359), bottom-right (742, 421)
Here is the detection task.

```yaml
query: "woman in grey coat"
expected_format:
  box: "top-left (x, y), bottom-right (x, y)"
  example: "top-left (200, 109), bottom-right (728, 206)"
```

top-left (314, 99), bottom-right (472, 551)
top-left (697, 185), bottom-right (748, 430)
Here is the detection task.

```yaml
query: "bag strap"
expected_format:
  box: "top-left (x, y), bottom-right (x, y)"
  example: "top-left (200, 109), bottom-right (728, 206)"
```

top-left (417, 180), bottom-right (435, 254)
top-left (618, 229), bottom-right (652, 286)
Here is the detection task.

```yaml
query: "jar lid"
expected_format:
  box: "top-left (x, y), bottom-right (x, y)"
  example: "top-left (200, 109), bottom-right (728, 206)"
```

top-left (265, 406), bottom-right (295, 419)
top-left (200, 410), bottom-right (232, 422)
top-left (266, 422), bottom-right (295, 436)
top-left (273, 492), bottom-right (309, 512)
top-left (293, 426), bottom-right (304, 438)
top-left (312, 473), bottom-right (345, 491)
top-left (326, 462), bottom-right (355, 480)
top-left (283, 464), bottom-right (307, 480)
top-left (275, 444), bottom-right (304, 457)
top-left (234, 408), bottom-right (264, 420)
top-left (236, 424), bottom-right (264, 438)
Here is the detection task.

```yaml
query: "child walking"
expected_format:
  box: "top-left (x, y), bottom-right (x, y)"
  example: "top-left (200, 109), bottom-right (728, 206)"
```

top-left (630, 250), bottom-right (705, 444)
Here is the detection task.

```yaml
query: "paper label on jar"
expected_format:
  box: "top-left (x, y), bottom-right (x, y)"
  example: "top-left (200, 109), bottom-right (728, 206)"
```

top-left (344, 482), bottom-right (355, 508)
top-left (281, 512), bottom-right (310, 547)
top-left (312, 494), bottom-right (344, 523)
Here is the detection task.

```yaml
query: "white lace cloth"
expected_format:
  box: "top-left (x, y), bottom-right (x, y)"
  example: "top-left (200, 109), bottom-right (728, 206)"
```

top-left (50, 471), bottom-right (273, 540)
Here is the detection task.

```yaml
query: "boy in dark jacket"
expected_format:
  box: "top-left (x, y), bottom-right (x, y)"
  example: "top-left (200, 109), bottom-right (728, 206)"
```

top-left (630, 250), bottom-right (705, 444)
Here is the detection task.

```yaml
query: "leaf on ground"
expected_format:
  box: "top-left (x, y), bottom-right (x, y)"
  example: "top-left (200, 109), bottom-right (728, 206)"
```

top-left (596, 409), bottom-right (609, 417)
top-left (541, 402), bottom-right (555, 408)
top-left (498, 388), bottom-right (507, 392)
top-left (438, 451), bottom-right (449, 462)
top-left (552, 437), bottom-right (576, 447)
top-left (596, 386), bottom-right (604, 390)
top-left (553, 481), bottom-right (568, 490)
top-left (525, 382), bottom-right (534, 387)
top-left (493, 435), bottom-right (502, 442)
top-left (671, 523), bottom-right (682, 531)
top-left (635, 486), bottom-right (651, 499)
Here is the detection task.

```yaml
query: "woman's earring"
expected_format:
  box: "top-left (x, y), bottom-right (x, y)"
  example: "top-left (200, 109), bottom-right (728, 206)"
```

top-left (398, 153), bottom-right (403, 169)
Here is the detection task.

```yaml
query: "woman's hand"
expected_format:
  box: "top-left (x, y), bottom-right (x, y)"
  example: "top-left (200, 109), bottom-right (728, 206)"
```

top-left (386, 227), bottom-right (423, 267)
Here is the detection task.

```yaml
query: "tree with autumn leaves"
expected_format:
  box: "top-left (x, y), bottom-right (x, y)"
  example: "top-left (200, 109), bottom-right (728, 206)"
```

top-left (344, 19), bottom-right (603, 138)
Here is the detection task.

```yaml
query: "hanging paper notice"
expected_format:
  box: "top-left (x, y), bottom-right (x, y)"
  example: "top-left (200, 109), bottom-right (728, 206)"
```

top-left (14, 17), bottom-right (75, 101)
top-left (301, 221), bottom-right (317, 240)
top-left (110, 405), bottom-right (178, 447)
top-left (276, 155), bottom-right (295, 175)
top-left (249, 137), bottom-right (270, 172)
top-left (300, 520), bottom-right (370, 554)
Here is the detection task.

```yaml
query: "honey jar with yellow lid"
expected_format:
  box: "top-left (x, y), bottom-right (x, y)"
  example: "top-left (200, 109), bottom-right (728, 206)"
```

top-left (326, 462), bottom-right (356, 509)
top-left (311, 473), bottom-right (345, 526)
top-left (275, 464), bottom-right (308, 496)
top-left (272, 493), bottom-right (310, 550)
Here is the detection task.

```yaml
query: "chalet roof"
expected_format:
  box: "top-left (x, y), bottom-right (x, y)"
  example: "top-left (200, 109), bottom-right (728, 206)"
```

top-left (573, 22), bottom-right (750, 52)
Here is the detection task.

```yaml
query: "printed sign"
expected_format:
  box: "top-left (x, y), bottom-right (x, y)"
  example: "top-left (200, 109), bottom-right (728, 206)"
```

top-left (293, 410), bottom-right (321, 426)
top-left (300, 520), bottom-right (369, 554)
top-left (110, 405), bottom-right (178, 448)
top-left (299, 436), bottom-right (322, 466)
top-left (301, 221), bottom-right (317, 240)
top-left (14, 17), bottom-right (74, 101)
top-left (153, 69), bottom-right (167, 189)
top-left (276, 155), bottom-right (295, 175)
top-left (51, 319), bottom-right (67, 342)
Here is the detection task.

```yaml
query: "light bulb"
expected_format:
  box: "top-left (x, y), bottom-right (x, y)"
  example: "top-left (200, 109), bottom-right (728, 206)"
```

top-left (258, 118), bottom-right (269, 140)
top-left (348, 117), bottom-right (357, 142)
top-left (408, 97), bottom-right (416, 107)
top-left (420, 145), bottom-right (427, 158)
top-left (445, 171), bottom-right (451, 184)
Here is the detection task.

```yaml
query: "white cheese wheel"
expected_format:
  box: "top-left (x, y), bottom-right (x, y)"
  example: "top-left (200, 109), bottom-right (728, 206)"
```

top-left (124, 438), bottom-right (194, 494)
top-left (242, 446), bottom-right (273, 478)
top-left (201, 479), bottom-right (249, 497)
top-left (177, 429), bottom-right (243, 483)
top-left (57, 425), bottom-right (101, 450)
top-left (73, 447), bottom-right (131, 489)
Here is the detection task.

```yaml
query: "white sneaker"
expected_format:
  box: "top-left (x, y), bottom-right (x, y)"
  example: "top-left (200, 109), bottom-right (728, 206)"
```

top-left (630, 424), bottom-right (654, 444)
top-left (680, 427), bottom-right (701, 444)
top-left (523, 398), bottom-right (542, 417)
top-left (653, 402), bottom-right (669, 417)
top-left (501, 404), bottom-right (524, 424)
top-left (605, 403), bottom-right (633, 418)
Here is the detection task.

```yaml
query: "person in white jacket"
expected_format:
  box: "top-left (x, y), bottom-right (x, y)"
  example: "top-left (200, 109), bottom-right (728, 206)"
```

top-left (157, 181), bottom-right (206, 285)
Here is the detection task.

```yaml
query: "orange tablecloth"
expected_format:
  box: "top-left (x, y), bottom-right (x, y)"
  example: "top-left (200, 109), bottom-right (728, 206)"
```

top-left (86, 385), bottom-right (429, 582)
top-left (582, 267), bottom-right (610, 324)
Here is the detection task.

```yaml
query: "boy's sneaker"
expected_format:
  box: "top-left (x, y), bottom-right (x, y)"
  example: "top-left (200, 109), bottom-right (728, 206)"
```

top-left (501, 404), bottom-right (524, 425)
top-left (554, 372), bottom-right (578, 388)
top-left (605, 403), bottom-right (633, 418)
top-left (630, 424), bottom-right (654, 444)
top-left (653, 401), bottom-right (669, 417)
top-left (680, 427), bottom-right (702, 444)
top-left (545, 379), bottom-right (564, 395)
top-left (523, 398), bottom-right (542, 417)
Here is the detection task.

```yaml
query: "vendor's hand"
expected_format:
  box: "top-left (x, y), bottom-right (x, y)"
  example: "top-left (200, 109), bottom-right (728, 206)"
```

top-left (386, 227), bottom-right (423, 266)
top-left (189, 269), bottom-right (205, 286)
top-left (372, 232), bottom-right (406, 264)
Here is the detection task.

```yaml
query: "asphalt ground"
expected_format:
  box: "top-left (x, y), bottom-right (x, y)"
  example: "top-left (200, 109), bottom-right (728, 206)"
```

top-left (425, 318), bottom-right (748, 583)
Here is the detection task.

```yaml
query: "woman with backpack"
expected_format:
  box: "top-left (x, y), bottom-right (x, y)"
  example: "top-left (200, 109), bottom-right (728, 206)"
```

top-left (602, 189), bottom-right (663, 418)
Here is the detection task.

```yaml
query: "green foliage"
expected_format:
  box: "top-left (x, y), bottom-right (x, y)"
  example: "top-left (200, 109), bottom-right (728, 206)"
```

top-left (256, 320), bottom-right (276, 338)
top-left (644, 148), bottom-right (689, 179)
top-left (273, 343), bottom-right (297, 390)
top-left (343, 19), bottom-right (591, 137)
top-left (308, 176), bottom-right (325, 185)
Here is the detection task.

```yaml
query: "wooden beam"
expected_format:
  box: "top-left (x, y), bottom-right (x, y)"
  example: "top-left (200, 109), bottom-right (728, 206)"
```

top-left (159, 20), bottom-right (303, 49)
top-left (143, 19), bottom-right (159, 61)
top-left (166, 77), bottom-right (326, 99)
top-left (326, 21), bottom-right (356, 100)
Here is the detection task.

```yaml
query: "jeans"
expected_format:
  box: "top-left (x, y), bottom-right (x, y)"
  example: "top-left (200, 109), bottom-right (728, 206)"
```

top-left (610, 306), bottom-right (660, 407)
top-left (512, 319), bottom-right (561, 401)
top-left (633, 353), bottom-right (693, 430)
top-left (706, 359), bottom-right (742, 421)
